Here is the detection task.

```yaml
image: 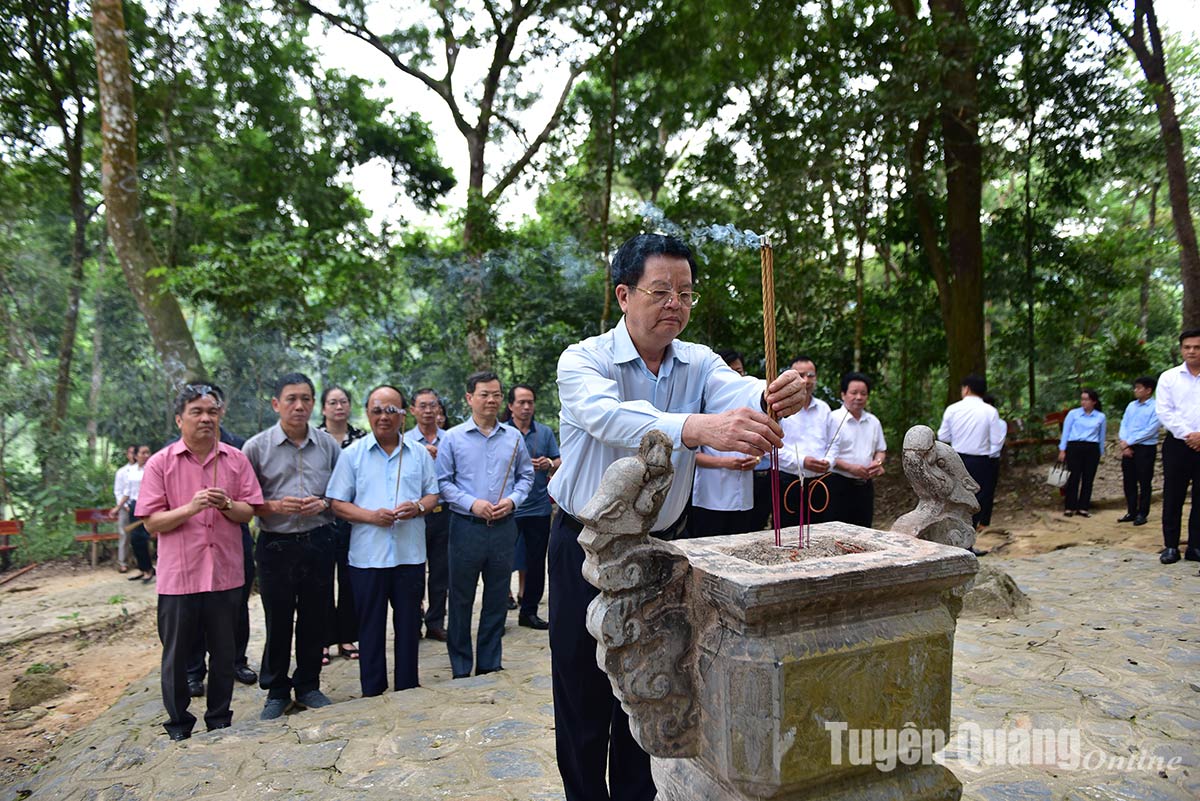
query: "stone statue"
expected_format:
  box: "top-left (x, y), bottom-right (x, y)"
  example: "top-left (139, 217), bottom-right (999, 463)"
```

top-left (891, 425), bottom-right (980, 549)
top-left (576, 430), bottom-right (700, 757)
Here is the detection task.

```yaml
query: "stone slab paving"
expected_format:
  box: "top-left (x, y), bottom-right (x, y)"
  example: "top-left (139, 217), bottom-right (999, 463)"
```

top-left (2, 546), bottom-right (1197, 800)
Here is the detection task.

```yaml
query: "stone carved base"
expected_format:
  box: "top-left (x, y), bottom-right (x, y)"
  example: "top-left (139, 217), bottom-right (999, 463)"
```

top-left (651, 522), bottom-right (975, 801)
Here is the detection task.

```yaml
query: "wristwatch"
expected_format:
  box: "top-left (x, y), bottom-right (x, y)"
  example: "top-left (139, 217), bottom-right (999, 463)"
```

top-left (321, 498), bottom-right (331, 511)
top-left (222, 497), bottom-right (233, 511)
top-left (416, 501), bottom-right (426, 515)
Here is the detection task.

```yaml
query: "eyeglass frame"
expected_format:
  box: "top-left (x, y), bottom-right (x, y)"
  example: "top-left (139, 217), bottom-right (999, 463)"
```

top-left (627, 285), bottom-right (700, 309)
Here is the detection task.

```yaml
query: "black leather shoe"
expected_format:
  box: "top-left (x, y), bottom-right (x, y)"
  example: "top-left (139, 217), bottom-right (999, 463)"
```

top-left (1133, 515), bottom-right (1148, 526)
top-left (1185, 548), bottom-right (1200, 562)
top-left (425, 627), bottom-right (447, 642)
top-left (518, 613), bottom-right (550, 630)
top-left (188, 679), bottom-right (205, 697)
top-left (1160, 548), bottom-right (1181, 564)
top-left (234, 665), bottom-right (258, 685)
top-left (168, 730), bottom-right (191, 742)
top-left (1117, 514), bottom-right (1136, 523)
top-left (507, 594), bottom-right (518, 611)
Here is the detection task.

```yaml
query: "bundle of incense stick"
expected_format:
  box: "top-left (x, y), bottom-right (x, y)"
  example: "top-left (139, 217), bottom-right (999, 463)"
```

top-left (493, 437), bottom-right (521, 525)
top-left (760, 239), bottom-right (785, 548)
top-left (393, 411), bottom-right (407, 510)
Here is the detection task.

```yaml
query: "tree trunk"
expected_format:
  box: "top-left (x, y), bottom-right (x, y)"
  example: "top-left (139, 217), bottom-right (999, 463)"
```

top-left (86, 258), bottom-right (106, 460)
top-left (599, 17), bottom-right (622, 335)
top-left (1117, 0), bottom-right (1200, 328)
top-left (91, 0), bottom-right (204, 385)
top-left (1142, 180), bottom-right (1159, 338)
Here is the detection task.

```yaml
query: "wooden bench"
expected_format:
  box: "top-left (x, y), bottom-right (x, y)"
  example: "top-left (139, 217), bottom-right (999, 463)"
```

top-left (74, 508), bottom-right (119, 568)
top-left (0, 519), bottom-right (22, 571)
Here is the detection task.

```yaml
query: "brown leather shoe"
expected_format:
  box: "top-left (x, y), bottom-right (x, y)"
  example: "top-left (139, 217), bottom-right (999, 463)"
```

top-left (425, 627), bottom-right (447, 642)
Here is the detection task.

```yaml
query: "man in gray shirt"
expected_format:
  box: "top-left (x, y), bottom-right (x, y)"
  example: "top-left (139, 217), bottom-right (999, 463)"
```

top-left (242, 372), bottom-right (341, 720)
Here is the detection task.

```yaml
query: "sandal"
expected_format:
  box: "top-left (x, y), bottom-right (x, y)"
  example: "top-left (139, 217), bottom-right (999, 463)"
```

top-left (321, 649), bottom-right (331, 666)
top-left (338, 644), bottom-right (360, 660)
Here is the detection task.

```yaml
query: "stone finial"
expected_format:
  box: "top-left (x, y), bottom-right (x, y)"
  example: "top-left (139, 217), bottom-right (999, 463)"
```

top-left (891, 425), bottom-right (980, 549)
top-left (577, 430), bottom-right (700, 757)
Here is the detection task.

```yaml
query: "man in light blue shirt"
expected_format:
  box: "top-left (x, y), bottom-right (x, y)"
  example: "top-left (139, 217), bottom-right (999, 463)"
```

top-left (436, 371), bottom-right (534, 679)
top-left (1118, 376), bottom-right (1160, 526)
top-left (547, 233), bottom-right (813, 801)
top-left (326, 385), bottom-right (439, 696)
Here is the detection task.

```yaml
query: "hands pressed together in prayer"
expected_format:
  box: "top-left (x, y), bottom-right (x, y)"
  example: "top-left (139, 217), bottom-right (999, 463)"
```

top-left (470, 497), bottom-right (515, 522)
top-left (189, 487), bottom-right (233, 514)
top-left (274, 495), bottom-right (328, 516)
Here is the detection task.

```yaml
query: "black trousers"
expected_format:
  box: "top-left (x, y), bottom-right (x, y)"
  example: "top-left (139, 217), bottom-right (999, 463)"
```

top-left (255, 526), bottom-right (335, 700)
top-left (687, 507), bottom-right (755, 538)
top-left (158, 587), bottom-right (240, 739)
top-left (1161, 435), bottom-right (1200, 549)
top-left (130, 522), bottom-right (153, 573)
top-left (350, 563), bottom-right (424, 695)
top-left (750, 470), bottom-right (774, 531)
top-left (423, 509), bottom-right (450, 632)
top-left (188, 528), bottom-right (255, 681)
top-left (549, 511), bottom-right (656, 801)
top-left (959, 454), bottom-right (998, 528)
top-left (327, 519), bottom-right (358, 647)
top-left (776, 472), bottom-right (833, 529)
top-left (826, 473), bottom-right (875, 528)
top-left (1122, 443), bottom-right (1157, 518)
top-left (1064, 441), bottom-right (1101, 512)
top-left (516, 514), bottom-right (551, 617)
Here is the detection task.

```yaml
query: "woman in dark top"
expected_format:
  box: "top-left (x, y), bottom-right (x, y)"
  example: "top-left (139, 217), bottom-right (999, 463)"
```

top-left (319, 386), bottom-right (367, 663)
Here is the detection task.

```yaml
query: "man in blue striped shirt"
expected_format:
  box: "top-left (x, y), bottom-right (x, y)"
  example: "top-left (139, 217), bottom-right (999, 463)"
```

top-left (1117, 376), bottom-right (1160, 526)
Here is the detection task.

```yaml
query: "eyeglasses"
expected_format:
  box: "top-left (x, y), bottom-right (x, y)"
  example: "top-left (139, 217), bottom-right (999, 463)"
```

top-left (796, 372), bottom-right (817, 379)
top-left (325, 398), bottom-right (350, 407)
top-left (630, 286), bottom-right (700, 308)
top-left (414, 402), bottom-right (440, 410)
top-left (368, 405), bottom-right (404, 416)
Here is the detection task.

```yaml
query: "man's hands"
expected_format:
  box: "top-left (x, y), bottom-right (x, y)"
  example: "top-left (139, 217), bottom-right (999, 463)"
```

top-left (1185, 432), bottom-right (1200, 451)
top-left (470, 497), bottom-right (515, 522)
top-left (424, 443), bottom-right (438, 460)
top-left (803, 456), bottom-right (831, 474)
top-left (722, 455), bottom-right (760, 471)
top-left (531, 456), bottom-right (554, 472)
top-left (367, 501), bottom-right (422, 526)
top-left (189, 487), bottom-right (231, 514)
top-left (764, 370), bottom-right (812, 418)
top-left (682, 408), bottom-right (783, 458)
top-left (272, 496), bottom-right (327, 516)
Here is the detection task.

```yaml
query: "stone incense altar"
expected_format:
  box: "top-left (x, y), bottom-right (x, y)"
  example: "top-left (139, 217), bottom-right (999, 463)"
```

top-left (578, 431), bottom-right (978, 801)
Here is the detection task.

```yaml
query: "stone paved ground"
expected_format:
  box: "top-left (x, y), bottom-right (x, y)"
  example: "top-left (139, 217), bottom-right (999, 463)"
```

top-left (1, 545), bottom-right (1196, 801)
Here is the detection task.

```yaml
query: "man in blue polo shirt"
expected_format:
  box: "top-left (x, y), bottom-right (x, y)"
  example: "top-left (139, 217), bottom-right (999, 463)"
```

top-left (506, 384), bottom-right (560, 629)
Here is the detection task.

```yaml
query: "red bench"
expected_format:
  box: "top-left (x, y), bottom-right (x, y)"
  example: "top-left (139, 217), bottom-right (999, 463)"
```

top-left (0, 519), bottom-right (22, 571)
top-left (74, 508), bottom-right (120, 568)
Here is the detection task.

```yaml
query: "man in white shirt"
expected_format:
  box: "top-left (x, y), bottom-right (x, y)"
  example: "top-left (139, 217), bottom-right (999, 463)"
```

top-left (776, 356), bottom-right (832, 527)
top-left (1156, 328), bottom-right (1200, 565)
top-left (826, 372), bottom-right (887, 527)
top-left (937, 374), bottom-right (1002, 531)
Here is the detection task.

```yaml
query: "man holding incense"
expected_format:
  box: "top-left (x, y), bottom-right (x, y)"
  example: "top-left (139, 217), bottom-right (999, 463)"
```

top-left (436, 371), bottom-right (534, 679)
top-left (326, 385), bottom-right (439, 694)
top-left (548, 233), bottom-right (811, 801)
top-left (137, 383), bottom-right (262, 741)
top-left (241, 372), bottom-right (341, 720)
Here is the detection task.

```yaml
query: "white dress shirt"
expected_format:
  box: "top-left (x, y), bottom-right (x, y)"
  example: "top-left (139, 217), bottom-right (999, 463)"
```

top-left (990, 416), bottom-right (1007, 458)
top-left (549, 317), bottom-right (765, 529)
top-left (691, 447), bottom-right (754, 511)
top-left (827, 407), bottom-right (887, 478)
top-left (113, 462), bottom-right (136, 503)
top-left (937, 395), bottom-right (1001, 457)
top-left (1156, 361), bottom-right (1200, 440)
top-left (778, 397), bottom-right (832, 477)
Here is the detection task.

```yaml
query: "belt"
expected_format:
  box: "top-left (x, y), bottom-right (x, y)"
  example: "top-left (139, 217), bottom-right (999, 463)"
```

top-left (260, 524), bottom-right (333, 538)
top-left (557, 509), bottom-right (689, 541)
top-left (451, 511), bottom-right (510, 525)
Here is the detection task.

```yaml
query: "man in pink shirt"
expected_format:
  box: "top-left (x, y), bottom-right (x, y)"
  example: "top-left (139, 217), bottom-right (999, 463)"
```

top-left (138, 383), bottom-right (263, 741)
